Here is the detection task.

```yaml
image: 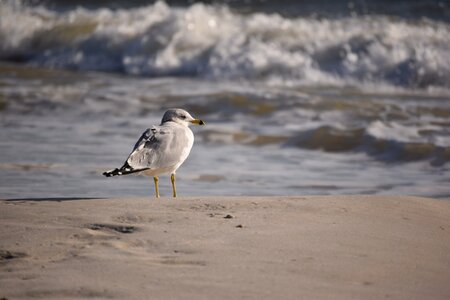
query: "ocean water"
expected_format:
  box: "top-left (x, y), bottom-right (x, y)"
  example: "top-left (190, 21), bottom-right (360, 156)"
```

top-left (0, 0), bottom-right (449, 198)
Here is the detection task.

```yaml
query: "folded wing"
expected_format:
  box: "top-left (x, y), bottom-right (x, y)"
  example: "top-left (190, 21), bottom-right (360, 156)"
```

top-left (103, 124), bottom-right (192, 177)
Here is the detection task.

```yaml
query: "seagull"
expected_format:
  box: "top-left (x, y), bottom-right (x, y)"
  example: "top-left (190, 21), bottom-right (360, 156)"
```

top-left (103, 108), bottom-right (205, 198)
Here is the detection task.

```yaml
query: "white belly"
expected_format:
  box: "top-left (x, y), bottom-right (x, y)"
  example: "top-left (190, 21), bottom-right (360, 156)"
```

top-left (142, 127), bottom-right (194, 177)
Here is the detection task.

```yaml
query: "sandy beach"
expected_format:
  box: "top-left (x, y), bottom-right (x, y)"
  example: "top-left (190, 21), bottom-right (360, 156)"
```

top-left (0, 195), bottom-right (449, 299)
top-left (1, 2), bottom-right (449, 299)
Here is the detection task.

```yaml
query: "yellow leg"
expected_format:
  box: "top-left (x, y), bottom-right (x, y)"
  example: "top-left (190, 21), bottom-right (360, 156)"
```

top-left (153, 176), bottom-right (160, 198)
top-left (171, 173), bottom-right (177, 198)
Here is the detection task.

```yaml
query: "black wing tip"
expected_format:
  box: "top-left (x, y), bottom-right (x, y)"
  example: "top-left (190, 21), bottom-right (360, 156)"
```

top-left (103, 168), bottom-right (121, 177)
top-left (103, 166), bottom-right (148, 177)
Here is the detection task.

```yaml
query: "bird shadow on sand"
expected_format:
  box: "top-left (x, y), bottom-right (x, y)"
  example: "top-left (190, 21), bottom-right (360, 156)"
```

top-left (4, 197), bottom-right (105, 202)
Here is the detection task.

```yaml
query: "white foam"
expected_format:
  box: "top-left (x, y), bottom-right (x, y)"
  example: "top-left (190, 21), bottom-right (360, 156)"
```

top-left (0, 1), bottom-right (449, 91)
top-left (367, 120), bottom-right (450, 147)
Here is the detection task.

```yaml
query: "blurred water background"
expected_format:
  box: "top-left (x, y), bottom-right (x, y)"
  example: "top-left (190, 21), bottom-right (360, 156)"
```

top-left (0, 0), bottom-right (449, 198)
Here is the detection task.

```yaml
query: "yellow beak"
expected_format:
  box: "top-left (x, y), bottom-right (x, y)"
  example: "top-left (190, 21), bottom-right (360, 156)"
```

top-left (190, 119), bottom-right (205, 125)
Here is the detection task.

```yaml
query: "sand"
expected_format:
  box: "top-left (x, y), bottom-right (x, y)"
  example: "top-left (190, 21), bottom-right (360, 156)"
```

top-left (0, 195), bottom-right (449, 300)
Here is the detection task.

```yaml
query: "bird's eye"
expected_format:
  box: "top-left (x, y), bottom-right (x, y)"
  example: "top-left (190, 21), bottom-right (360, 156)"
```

top-left (180, 115), bottom-right (186, 119)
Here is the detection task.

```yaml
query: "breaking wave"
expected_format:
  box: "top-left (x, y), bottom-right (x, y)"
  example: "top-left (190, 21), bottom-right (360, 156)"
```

top-left (1, 1), bottom-right (449, 91)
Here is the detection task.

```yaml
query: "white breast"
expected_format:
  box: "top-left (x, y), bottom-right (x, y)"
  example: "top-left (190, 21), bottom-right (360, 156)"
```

top-left (171, 127), bottom-right (194, 173)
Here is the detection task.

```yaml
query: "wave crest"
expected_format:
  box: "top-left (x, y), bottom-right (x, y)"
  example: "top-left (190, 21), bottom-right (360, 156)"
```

top-left (1, 1), bottom-right (449, 90)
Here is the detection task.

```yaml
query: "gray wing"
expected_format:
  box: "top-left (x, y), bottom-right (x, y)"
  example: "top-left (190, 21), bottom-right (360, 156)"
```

top-left (125, 125), bottom-right (190, 170)
top-left (132, 127), bottom-right (154, 152)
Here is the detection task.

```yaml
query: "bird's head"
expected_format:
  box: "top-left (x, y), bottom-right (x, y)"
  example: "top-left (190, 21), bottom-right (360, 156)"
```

top-left (161, 108), bottom-right (205, 127)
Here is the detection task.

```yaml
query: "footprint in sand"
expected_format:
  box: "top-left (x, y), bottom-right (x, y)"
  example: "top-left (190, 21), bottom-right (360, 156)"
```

top-left (189, 203), bottom-right (227, 212)
top-left (113, 213), bottom-right (154, 224)
top-left (0, 250), bottom-right (27, 261)
top-left (86, 223), bottom-right (138, 234)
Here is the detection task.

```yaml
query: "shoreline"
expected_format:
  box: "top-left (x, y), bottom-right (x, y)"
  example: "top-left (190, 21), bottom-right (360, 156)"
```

top-left (1, 195), bottom-right (449, 299)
